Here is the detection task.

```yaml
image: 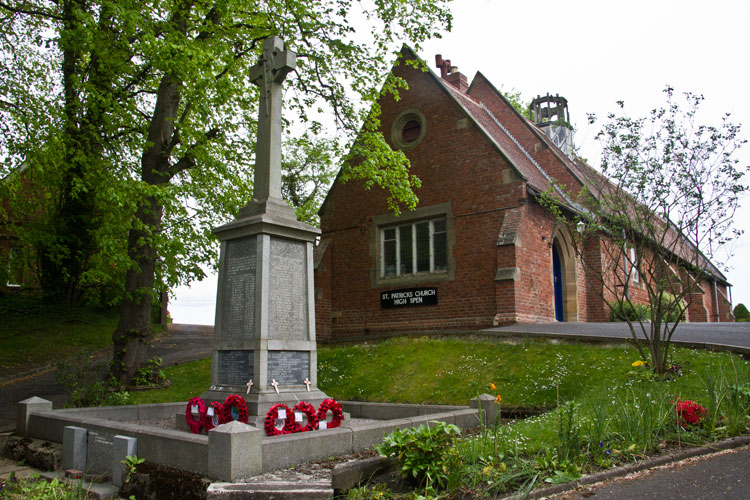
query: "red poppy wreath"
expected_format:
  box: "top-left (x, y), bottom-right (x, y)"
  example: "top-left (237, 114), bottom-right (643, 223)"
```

top-left (317, 398), bottom-right (344, 429)
top-left (185, 397), bottom-right (206, 434)
top-left (290, 401), bottom-right (319, 433)
top-left (220, 394), bottom-right (249, 424)
top-left (264, 403), bottom-right (294, 436)
top-left (203, 401), bottom-right (225, 431)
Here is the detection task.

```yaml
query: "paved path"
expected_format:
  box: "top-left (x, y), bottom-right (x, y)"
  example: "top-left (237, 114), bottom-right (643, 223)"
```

top-left (550, 445), bottom-right (750, 500)
top-left (485, 321), bottom-right (750, 350)
top-left (0, 323), bottom-right (212, 432)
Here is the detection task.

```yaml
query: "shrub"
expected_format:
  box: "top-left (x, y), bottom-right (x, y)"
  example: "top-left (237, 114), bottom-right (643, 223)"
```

top-left (132, 357), bottom-right (167, 387)
top-left (608, 301), bottom-right (650, 322)
top-left (655, 292), bottom-right (685, 323)
top-left (56, 350), bottom-right (129, 407)
top-left (375, 421), bottom-right (461, 489)
top-left (733, 303), bottom-right (750, 322)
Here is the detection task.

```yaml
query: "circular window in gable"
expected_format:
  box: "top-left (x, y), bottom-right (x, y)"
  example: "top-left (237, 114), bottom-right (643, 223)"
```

top-left (391, 109), bottom-right (426, 150)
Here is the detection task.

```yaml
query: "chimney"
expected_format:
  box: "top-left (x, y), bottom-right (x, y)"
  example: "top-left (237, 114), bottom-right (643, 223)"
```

top-left (435, 54), bottom-right (468, 93)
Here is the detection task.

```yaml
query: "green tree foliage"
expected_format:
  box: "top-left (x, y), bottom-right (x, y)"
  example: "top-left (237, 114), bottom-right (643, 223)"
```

top-left (502, 88), bottom-right (533, 121)
top-left (0, 0), bottom-right (453, 383)
top-left (543, 87), bottom-right (747, 374)
top-left (733, 303), bottom-right (750, 322)
top-left (281, 134), bottom-right (339, 227)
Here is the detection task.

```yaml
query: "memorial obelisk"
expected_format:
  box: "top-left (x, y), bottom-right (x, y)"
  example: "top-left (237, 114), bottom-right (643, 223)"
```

top-left (202, 36), bottom-right (329, 419)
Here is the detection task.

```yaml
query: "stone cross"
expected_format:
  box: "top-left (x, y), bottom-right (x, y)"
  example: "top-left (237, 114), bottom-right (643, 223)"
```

top-left (249, 36), bottom-right (296, 205)
top-left (270, 379), bottom-right (280, 394)
top-left (246, 379), bottom-right (254, 394)
top-left (303, 378), bottom-right (311, 392)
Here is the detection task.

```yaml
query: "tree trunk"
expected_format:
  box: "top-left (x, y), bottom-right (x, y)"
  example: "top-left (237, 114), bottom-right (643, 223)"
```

top-left (111, 68), bottom-right (184, 384)
top-left (112, 197), bottom-right (163, 385)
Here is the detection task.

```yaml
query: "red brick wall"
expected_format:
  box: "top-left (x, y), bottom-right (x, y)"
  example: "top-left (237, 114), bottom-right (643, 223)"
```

top-left (512, 201), bottom-right (556, 322)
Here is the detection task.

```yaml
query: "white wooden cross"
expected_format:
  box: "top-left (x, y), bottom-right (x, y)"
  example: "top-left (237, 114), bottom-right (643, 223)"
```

top-left (246, 379), bottom-right (254, 394)
top-left (270, 379), bottom-right (280, 394)
top-left (303, 377), bottom-right (311, 392)
top-left (249, 36), bottom-right (296, 205)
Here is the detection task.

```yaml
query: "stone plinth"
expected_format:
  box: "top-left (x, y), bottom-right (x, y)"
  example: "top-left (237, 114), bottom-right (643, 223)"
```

top-left (201, 204), bottom-right (328, 416)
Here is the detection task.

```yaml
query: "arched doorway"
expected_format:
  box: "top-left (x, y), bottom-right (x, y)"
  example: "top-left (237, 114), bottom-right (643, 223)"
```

top-left (551, 227), bottom-right (578, 322)
top-left (552, 244), bottom-right (565, 321)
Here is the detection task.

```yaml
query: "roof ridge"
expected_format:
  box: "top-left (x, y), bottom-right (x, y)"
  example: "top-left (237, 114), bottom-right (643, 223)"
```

top-left (440, 80), bottom-right (485, 107)
top-left (480, 103), bottom-right (585, 213)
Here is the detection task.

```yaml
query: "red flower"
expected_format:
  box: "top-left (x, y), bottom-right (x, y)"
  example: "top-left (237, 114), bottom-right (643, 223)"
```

top-left (289, 401), bottom-right (319, 433)
top-left (674, 399), bottom-right (706, 427)
top-left (265, 403), bottom-right (294, 436)
top-left (221, 395), bottom-right (249, 424)
top-left (203, 401), bottom-right (225, 431)
top-left (317, 398), bottom-right (344, 429)
top-left (185, 397), bottom-right (207, 434)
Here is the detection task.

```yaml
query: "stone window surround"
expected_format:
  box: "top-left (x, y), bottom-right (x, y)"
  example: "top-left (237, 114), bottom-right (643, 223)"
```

top-left (390, 109), bottom-right (427, 150)
top-left (370, 202), bottom-right (455, 288)
top-left (6, 246), bottom-right (23, 287)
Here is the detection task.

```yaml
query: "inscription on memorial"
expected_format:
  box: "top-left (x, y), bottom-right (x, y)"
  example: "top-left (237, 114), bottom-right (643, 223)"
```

top-left (269, 238), bottom-right (307, 340)
top-left (86, 431), bottom-right (114, 475)
top-left (217, 350), bottom-right (254, 386)
top-left (221, 237), bottom-right (257, 340)
top-left (268, 351), bottom-right (309, 386)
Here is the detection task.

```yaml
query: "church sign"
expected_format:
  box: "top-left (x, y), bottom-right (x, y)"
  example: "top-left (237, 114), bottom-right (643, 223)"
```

top-left (380, 287), bottom-right (438, 308)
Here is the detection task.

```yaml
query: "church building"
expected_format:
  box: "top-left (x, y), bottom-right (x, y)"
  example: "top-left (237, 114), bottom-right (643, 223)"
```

top-left (313, 47), bottom-right (733, 341)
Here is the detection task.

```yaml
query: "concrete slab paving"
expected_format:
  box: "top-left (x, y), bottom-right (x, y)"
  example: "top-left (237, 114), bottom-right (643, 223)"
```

top-left (485, 321), bottom-right (750, 350)
top-left (0, 457), bottom-right (40, 480)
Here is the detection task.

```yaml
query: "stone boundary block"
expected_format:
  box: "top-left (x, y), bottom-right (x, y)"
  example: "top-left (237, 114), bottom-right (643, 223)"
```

top-left (16, 397), bottom-right (53, 437)
top-left (62, 426), bottom-right (87, 472)
top-left (470, 394), bottom-right (498, 426)
top-left (209, 421), bottom-right (262, 481)
top-left (112, 435), bottom-right (137, 487)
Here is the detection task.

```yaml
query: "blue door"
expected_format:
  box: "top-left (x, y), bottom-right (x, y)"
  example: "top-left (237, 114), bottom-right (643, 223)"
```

top-left (552, 245), bottom-right (564, 321)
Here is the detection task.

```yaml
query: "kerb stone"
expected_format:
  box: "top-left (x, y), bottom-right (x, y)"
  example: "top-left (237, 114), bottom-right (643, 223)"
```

top-left (209, 420), bottom-right (262, 481)
top-left (62, 426), bottom-right (87, 471)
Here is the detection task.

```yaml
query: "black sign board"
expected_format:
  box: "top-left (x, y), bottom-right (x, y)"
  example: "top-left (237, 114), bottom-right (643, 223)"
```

top-left (380, 287), bottom-right (438, 308)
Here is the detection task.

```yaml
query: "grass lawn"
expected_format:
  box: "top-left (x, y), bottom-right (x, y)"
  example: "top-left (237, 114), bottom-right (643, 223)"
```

top-left (129, 336), bottom-right (747, 409)
top-left (128, 358), bottom-right (211, 405)
top-left (0, 297), bottom-right (118, 374)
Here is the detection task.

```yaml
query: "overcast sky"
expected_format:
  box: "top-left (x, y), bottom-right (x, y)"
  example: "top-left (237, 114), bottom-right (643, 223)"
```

top-left (170, 0), bottom-right (750, 324)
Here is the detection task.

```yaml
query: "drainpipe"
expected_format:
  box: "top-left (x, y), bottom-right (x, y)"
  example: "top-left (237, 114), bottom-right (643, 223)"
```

top-left (713, 279), bottom-right (721, 322)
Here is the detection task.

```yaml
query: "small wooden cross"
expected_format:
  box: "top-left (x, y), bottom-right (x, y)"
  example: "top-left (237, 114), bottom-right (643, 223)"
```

top-left (303, 378), bottom-right (311, 392)
top-left (270, 379), bottom-right (280, 394)
top-left (246, 379), bottom-right (254, 394)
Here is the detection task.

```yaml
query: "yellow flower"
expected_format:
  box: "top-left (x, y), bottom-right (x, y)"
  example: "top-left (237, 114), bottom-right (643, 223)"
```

top-left (631, 360), bottom-right (647, 368)
top-left (490, 382), bottom-right (497, 390)
top-left (495, 395), bottom-right (502, 403)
